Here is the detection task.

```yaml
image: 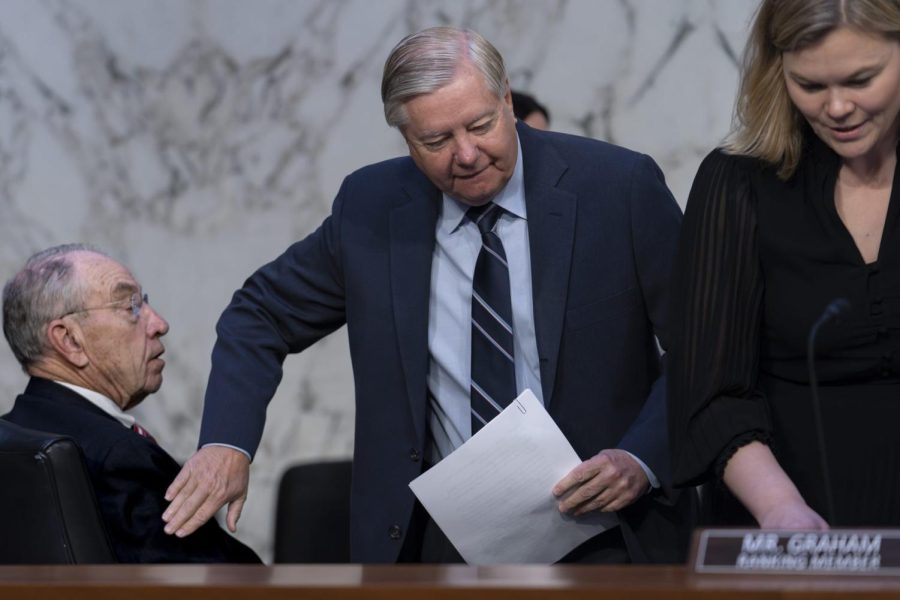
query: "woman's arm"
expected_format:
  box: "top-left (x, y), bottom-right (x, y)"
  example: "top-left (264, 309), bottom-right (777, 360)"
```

top-left (723, 441), bottom-right (827, 530)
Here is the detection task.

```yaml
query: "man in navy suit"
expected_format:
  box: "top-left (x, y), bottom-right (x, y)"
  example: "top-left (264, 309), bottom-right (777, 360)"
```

top-left (164, 27), bottom-right (691, 563)
top-left (2, 244), bottom-right (260, 563)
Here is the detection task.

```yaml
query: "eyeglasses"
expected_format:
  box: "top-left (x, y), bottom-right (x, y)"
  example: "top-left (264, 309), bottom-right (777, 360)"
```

top-left (61, 292), bottom-right (149, 321)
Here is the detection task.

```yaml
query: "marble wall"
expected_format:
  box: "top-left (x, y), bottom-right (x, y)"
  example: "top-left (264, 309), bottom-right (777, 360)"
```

top-left (0, 0), bottom-right (756, 561)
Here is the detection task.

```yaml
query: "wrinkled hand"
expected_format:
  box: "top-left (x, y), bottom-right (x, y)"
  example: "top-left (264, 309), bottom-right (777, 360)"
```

top-left (758, 500), bottom-right (829, 531)
top-left (162, 445), bottom-right (250, 537)
top-left (552, 449), bottom-right (649, 515)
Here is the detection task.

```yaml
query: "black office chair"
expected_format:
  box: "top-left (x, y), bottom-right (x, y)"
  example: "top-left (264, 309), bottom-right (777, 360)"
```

top-left (0, 419), bottom-right (115, 563)
top-left (273, 459), bottom-right (352, 563)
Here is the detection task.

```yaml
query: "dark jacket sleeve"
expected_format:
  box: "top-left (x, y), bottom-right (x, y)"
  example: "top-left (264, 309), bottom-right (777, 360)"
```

top-left (667, 149), bottom-right (772, 487)
top-left (615, 153), bottom-right (683, 487)
top-left (198, 181), bottom-right (349, 457)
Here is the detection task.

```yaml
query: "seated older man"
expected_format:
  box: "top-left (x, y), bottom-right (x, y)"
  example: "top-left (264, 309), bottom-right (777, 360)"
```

top-left (1, 244), bottom-right (260, 563)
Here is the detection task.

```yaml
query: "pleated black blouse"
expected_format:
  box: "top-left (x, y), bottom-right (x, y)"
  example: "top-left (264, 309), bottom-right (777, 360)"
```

top-left (668, 133), bottom-right (900, 526)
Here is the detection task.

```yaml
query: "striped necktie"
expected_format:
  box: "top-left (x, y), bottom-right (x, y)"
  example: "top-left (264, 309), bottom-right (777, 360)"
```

top-left (467, 202), bottom-right (516, 434)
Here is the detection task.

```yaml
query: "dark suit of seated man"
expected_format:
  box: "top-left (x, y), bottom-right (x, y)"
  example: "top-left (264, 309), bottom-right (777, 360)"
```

top-left (1, 244), bottom-right (260, 563)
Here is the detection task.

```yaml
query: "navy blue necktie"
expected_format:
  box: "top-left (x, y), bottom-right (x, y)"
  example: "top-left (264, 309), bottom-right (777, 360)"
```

top-left (467, 202), bottom-right (516, 434)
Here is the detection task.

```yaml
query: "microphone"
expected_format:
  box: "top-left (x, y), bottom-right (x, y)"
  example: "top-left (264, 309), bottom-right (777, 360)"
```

top-left (806, 298), bottom-right (850, 525)
top-left (816, 298), bottom-right (851, 323)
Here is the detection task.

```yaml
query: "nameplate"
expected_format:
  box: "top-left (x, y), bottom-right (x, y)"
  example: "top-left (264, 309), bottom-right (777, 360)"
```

top-left (692, 529), bottom-right (900, 575)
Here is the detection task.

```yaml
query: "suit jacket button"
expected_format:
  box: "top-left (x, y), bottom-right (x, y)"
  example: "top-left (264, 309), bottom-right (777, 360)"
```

top-left (410, 449), bottom-right (421, 462)
top-left (389, 525), bottom-right (402, 540)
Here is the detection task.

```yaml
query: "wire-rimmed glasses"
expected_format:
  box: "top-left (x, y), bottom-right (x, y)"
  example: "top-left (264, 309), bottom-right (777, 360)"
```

top-left (60, 292), bottom-right (148, 321)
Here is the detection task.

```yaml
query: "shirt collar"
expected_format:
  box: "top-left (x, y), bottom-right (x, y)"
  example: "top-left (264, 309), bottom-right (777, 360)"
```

top-left (54, 380), bottom-right (135, 428)
top-left (438, 134), bottom-right (526, 235)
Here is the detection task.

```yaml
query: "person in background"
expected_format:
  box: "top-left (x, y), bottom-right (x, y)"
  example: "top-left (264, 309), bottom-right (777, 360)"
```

top-left (512, 90), bottom-right (551, 129)
top-left (1, 244), bottom-right (260, 563)
top-left (164, 26), bottom-right (691, 563)
top-left (669, 0), bottom-right (900, 529)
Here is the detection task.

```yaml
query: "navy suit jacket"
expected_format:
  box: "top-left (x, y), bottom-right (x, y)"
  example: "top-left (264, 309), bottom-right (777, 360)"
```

top-left (3, 377), bottom-right (260, 563)
top-left (200, 123), bottom-right (691, 563)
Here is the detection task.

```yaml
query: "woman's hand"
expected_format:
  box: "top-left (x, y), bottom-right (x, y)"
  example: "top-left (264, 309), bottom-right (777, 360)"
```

top-left (757, 499), bottom-right (828, 531)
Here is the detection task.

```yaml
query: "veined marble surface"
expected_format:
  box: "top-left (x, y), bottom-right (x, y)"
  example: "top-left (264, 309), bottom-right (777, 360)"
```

top-left (0, 0), bottom-right (756, 561)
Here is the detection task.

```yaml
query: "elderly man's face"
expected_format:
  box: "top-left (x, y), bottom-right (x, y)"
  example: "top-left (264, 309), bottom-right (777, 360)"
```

top-left (70, 253), bottom-right (169, 410)
top-left (401, 61), bottom-right (518, 206)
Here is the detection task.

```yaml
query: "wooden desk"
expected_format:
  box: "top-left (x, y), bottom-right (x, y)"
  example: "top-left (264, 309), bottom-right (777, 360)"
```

top-left (4, 564), bottom-right (900, 599)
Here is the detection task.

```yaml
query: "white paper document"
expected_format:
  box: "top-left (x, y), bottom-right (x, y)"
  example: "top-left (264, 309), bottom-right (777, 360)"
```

top-left (408, 389), bottom-right (617, 564)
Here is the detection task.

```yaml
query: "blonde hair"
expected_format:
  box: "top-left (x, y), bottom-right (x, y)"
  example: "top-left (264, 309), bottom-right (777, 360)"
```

top-left (725, 0), bottom-right (900, 179)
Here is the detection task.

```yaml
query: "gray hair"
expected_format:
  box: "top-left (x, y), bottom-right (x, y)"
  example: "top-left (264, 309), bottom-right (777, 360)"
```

top-left (2, 243), bottom-right (104, 369)
top-left (381, 26), bottom-right (508, 128)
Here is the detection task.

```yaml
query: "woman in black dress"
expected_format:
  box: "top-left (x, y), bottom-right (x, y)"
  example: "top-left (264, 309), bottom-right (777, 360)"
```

top-left (669, 0), bottom-right (900, 529)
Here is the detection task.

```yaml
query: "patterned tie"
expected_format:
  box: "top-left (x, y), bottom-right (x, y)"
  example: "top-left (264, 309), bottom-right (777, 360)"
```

top-left (131, 422), bottom-right (157, 444)
top-left (467, 202), bottom-right (516, 434)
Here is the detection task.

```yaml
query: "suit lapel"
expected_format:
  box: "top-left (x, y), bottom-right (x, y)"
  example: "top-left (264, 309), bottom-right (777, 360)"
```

top-left (387, 127), bottom-right (574, 434)
top-left (390, 170), bottom-right (440, 446)
top-left (519, 125), bottom-right (576, 406)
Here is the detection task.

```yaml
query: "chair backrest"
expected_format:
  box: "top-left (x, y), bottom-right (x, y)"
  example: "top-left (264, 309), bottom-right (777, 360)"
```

top-left (0, 419), bottom-right (116, 564)
top-left (273, 459), bottom-right (352, 563)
